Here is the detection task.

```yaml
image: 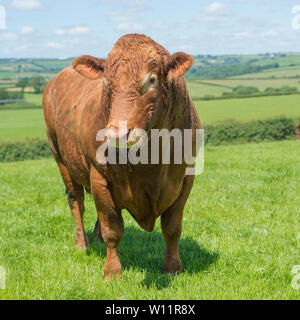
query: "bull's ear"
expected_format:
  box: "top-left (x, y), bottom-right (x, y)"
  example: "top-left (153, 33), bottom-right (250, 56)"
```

top-left (72, 55), bottom-right (105, 80)
top-left (167, 52), bottom-right (194, 80)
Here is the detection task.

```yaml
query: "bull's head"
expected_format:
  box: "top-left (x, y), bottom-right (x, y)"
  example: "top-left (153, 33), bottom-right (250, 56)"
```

top-left (72, 34), bottom-right (193, 147)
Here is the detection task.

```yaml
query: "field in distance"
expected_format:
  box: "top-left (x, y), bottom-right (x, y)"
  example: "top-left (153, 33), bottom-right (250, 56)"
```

top-left (1, 94), bottom-right (299, 141)
top-left (1, 52), bottom-right (300, 141)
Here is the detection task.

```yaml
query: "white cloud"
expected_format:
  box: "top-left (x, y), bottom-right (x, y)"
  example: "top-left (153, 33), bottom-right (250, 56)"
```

top-left (55, 26), bottom-right (90, 36)
top-left (105, 0), bottom-right (150, 32)
top-left (260, 30), bottom-right (278, 38)
top-left (11, 0), bottom-right (42, 10)
top-left (107, 11), bottom-right (145, 31)
top-left (205, 2), bottom-right (228, 14)
top-left (234, 31), bottom-right (254, 39)
top-left (21, 26), bottom-right (35, 35)
top-left (1, 32), bottom-right (18, 40)
top-left (196, 2), bottom-right (233, 27)
top-left (128, 0), bottom-right (150, 13)
top-left (279, 41), bottom-right (292, 46)
top-left (16, 45), bottom-right (29, 52)
top-left (45, 42), bottom-right (64, 49)
top-left (100, 0), bottom-right (150, 12)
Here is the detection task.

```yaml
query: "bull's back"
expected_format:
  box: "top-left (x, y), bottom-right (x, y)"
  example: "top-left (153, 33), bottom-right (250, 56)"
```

top-left (43, 66), bottom-right (103, 187)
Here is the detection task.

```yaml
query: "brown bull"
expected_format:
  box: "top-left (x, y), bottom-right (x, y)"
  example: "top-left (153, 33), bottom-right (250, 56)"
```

top-left (43, 34), bottom-right (201, 281)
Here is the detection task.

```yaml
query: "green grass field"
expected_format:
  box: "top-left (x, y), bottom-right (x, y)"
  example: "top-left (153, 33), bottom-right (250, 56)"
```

top-left (0, 94), bottom-right (299, 141)
top-left (0, 71), bottom-right (16, 80)
top-left (195, 94), bottom-right (300, 125)
top-left (0, 140), bottom-right (299, 299)
top-left (201, 79), bottom-right (300, 92)
top-left (24, 93), bottom-right (43, 105)
top-left (0, 108), bottom-right (46, 141)
top-left (187, 81), bottom-right (232, 99)
top-left (188, 78), bottom-right (300, 99)
top-left (231, 67), bottom-right (300, 79)
top-left (253, 55), bottom-right (300, 68)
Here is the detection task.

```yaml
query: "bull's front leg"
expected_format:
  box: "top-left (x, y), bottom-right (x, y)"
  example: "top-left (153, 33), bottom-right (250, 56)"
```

top-left (90, 166), bottom-right (124, 281)
top-left (161, 175), bottom-right (194, 275)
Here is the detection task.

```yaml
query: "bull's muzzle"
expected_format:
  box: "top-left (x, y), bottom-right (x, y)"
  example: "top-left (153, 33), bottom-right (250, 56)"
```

top-left (105, 126), bottom-right (142, 148)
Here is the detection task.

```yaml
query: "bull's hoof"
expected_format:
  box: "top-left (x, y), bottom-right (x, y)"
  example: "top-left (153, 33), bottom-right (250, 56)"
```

top-left (93, 220), bottom-right (103, 243)
top-left (163, 257), bottom-right (182, 276)
top-left (74, 230), bottom-right (89, 251)
top-left (104, 257), bottom-right (122, 282)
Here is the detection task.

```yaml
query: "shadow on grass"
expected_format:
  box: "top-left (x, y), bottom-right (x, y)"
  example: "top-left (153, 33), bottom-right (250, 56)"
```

top-left (87, 226), bottom-right (218, 289)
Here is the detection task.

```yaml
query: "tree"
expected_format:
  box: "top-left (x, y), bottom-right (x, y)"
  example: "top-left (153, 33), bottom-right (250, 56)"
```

top-left (0, 88), bottom-right (9, 100)
top-left (16, 78), bottom-right (29, 93)
top-left (29, 76), bottom-right (46, 94)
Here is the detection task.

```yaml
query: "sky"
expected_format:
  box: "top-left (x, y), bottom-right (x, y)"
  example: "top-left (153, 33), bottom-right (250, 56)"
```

top-left (0, 0), bottom-right (300, 58)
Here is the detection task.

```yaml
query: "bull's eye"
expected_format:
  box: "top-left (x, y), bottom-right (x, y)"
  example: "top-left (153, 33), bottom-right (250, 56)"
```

top-left (149, 76), bottom-right (157, 88)
top-left (141, 74), bottom-right (157, 95)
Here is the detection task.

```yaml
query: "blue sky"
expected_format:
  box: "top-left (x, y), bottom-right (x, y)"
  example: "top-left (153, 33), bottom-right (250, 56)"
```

top-left (0, 0), bottom-right (300, 58)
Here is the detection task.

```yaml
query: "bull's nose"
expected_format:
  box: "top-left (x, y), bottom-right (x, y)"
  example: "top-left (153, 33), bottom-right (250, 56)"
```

top-left (105, 126), bottom-right (128, 139)
top-left (105, 126), bottom-right (129, 147)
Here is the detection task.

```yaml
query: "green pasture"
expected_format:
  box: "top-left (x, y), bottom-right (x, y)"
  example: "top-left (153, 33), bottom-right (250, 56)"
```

top-left (195, 94), bottom-right (300, 125)
top-left (187, 78), bottom-right (300, 99)
top-left (0, 108), bottom-right (46, 141)
top-left (24, 93), bottom-right (43, 105)
top-left (0, 94), bottom-right (299, 141)
top-left (0, 140), bottom-right (299, 299)
top-left (187, 81), bottom-right (232, 98)
top-left (201, 79), bottom-right (300, 92)
top-left (0, 84), bottom-right (14, 89)
top-left (0, 71), bottom-right (16, 80)
top-left (231, 67), bottom-right (300, 79)
top-left (253, 55), bottom-right (300, 68)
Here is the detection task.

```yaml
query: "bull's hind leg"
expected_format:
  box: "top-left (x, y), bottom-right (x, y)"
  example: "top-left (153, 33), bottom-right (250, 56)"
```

top-left (161, 175), bottom-right (194, 275)
top-left (57, 161), bottom-right (89, 250)
top-left (93, 219), bottom-right (103, 243)
top-left (90, 166), bottom-right (124, 281)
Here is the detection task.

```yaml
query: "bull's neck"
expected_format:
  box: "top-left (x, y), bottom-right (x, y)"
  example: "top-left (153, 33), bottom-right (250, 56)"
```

top-left (166, 78), bottom-right (192, 130)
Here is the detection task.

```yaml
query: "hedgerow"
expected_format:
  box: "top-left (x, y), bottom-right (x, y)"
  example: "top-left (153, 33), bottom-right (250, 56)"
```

top-left (0, 118), bottom-right (299, 162)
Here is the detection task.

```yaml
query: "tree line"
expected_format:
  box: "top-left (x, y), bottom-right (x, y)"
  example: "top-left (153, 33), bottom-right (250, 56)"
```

top-left (187, 63), bottom-right (280, 80)
top-left (16, 76), bottom-right (47, 94)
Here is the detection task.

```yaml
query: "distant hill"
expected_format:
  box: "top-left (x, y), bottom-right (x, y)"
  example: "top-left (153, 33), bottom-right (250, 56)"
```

top-left (1, 53), bottom-right (300, 81)
top-left (0, 58), bottom-right (73, 81)
top-left (187, 53), bottom-right (300, 80)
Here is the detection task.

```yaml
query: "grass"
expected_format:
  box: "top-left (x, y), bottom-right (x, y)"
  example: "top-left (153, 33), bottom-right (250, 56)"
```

top-left (24, 93), bottom-right (43, 105)
top-left (253, 55), bottom-right (300, 68)
top-left (231, 67), bottom-right (300, 79)
top-left (188, 78), bottom-right (300, 99)
top-left (0, 94), bottom-right (299, 141)
top-left (0, 140), bottom-right (299, 299)
top-left (0, 71), bottom-right (16, 80)
top-left (0, 108), bottom-right (46, 141)
top-left (187, 81), bottom-right (232, 98)
top-left (201, 79), bottom-right (300, 91)
top-left (195, 94), bottom-right (300, 125)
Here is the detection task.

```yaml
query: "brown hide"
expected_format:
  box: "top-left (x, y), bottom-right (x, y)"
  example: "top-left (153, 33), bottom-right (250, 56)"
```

top-left (43, 34), bottom-right (201, 280)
